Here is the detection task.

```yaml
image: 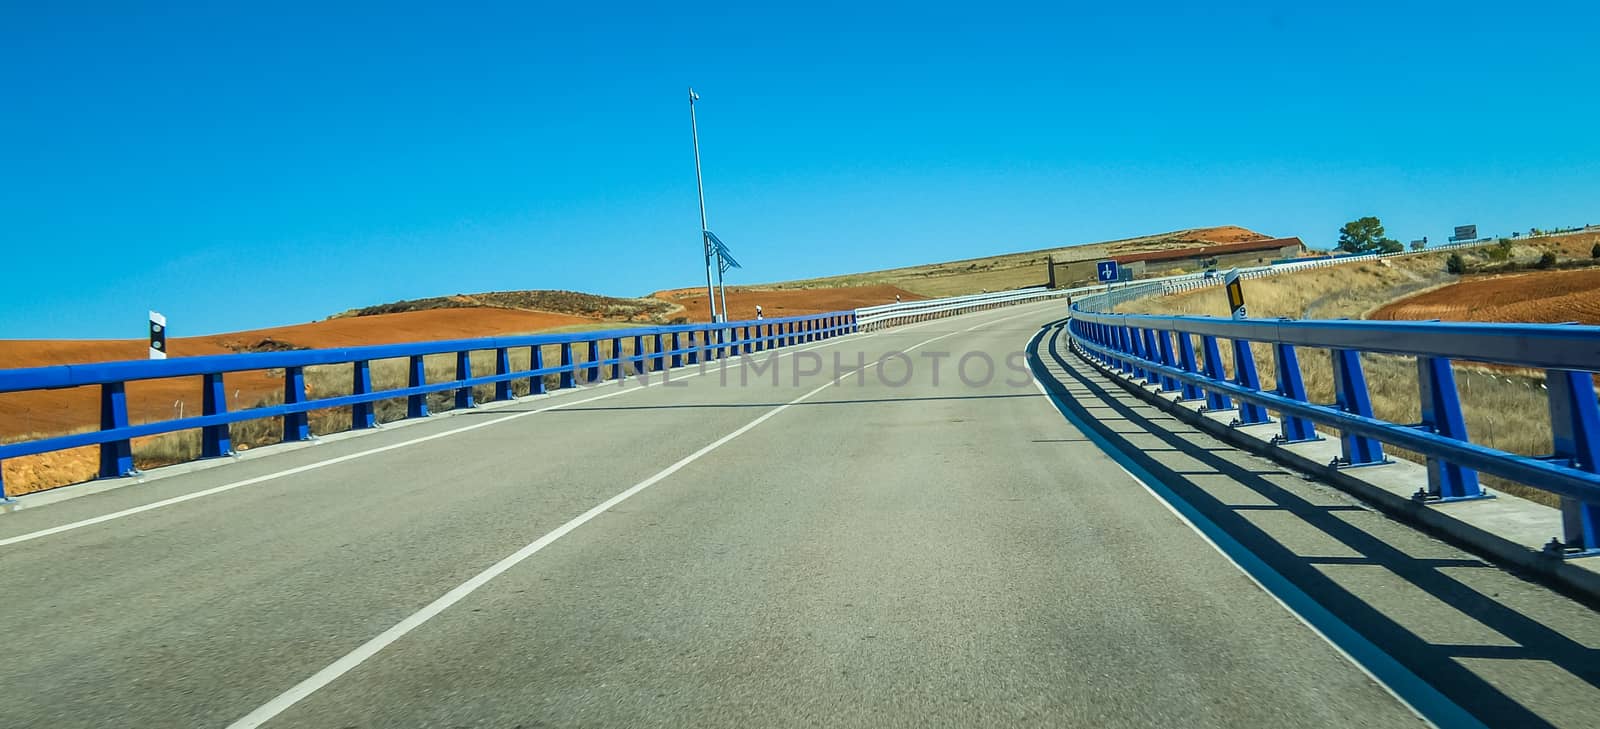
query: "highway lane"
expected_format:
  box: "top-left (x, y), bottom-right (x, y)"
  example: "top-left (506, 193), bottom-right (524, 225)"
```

top-left (0, 303), bottom-right (1054, 728)
top-left (1031, 319), bottom-right (1600, 728)
top-left (1, 300), bottom-right (1594, 727)
top-left (251, 306), bottom-right (1418, 729)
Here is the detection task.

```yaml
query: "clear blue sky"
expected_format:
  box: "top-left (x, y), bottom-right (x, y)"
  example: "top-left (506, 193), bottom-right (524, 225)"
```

top-left (4, 1), bottom-right (1596, 339)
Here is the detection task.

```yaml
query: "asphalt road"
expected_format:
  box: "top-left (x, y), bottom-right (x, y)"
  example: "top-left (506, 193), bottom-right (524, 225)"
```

top-left (1, 301), bottom-right (1595, 728)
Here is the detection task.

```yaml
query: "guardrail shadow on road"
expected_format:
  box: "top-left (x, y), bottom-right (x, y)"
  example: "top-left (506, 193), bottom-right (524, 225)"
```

top-left (1033, 323), bottom-right (1600, 729)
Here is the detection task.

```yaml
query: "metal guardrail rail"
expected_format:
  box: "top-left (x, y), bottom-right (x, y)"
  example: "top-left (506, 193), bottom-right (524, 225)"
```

top-left (864, 234), bottom-right (1500, 325)
top-left (0, 240), bottom-right (1525, 501)
top-left (0, 281), bottom-right (1086, 501)
top-left (1066, 304), bottom-right (1600, 558)
top-left (0, 312), bottom-right (856, 499)
top-left (853, 286), bottom-right (1072, 331)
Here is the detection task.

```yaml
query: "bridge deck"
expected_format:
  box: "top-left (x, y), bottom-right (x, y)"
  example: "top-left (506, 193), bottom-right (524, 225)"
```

top-left (1, 302), bottom-right (1595, 727)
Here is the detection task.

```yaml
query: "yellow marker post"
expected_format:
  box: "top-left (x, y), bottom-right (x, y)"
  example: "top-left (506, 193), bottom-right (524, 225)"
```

top-left (1223, 269), bottom-right (1246, 320)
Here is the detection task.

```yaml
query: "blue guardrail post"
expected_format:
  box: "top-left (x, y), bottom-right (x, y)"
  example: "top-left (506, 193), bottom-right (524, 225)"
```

top-left (1164, 332), bottom-right (1203, 401)
top-left (1230, 339), bottom-right (1271, 425)
top-left (1547, 368), bottom-right (1600, 556)
top-left (407, 355), bottom-right (429, 418)
top-left (1175, 332), bottom-right (1204, 402)
top-left (201, 372), bottom-right (232, 457)
top-left (455, 351), bottom-right (475, 409)
top-left (1331, 349), bottom-right (1384, 466)
top-left (1417, 356), bottom-right (1480, 500)
top-left (1117, 326), bottom-right (1135, 375)
top-left (1271, 343), bottom-right (1317, 443)
top-left (530, 345), bottom-right (547, 395)
top-left (283, 366), bottom-right (311, 441)
top-left (494, 348), bottom-right (513, 402)
top-left (1129, 327), bottom-right (1149, 382)
top-left (1153, 330), bottom-right (1179, 392)
top-left (559, 344), bottom-right (575, 389)
top-left (352, 360), bottom-right (377, 429)
top-left (1199, 336), bottom-right (1233, 412)
top-left (98, 382), bottom-right (135, 477)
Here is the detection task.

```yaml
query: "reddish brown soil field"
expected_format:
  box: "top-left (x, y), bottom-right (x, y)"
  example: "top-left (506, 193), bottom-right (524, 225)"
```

top-left (653, 284), bottom-right (925, 322)
top-left (2, 285), bottom-right (923, 495)
top-left (0, 308), bottom-right (597, 437)
top-left (1370, 268), bottom-right (1600, 326)
top-left (1160, 225), bottom-right (1265, 244)
top-left (1, 307), bottom-right (599, 495)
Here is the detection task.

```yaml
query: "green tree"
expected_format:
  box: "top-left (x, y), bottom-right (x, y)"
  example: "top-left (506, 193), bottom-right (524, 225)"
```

top-left (1591, 242), bottom-right (1600, 258)
top-left (1537, 251), bottom-right (1558, 269)
top-left (1337, 216), bottom-right (1401, 254)
top-left (1446, 253), bottom-right (1465, 274)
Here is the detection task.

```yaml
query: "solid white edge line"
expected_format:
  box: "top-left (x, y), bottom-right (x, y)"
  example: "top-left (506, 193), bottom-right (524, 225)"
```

top-left (1027, 324), bottom-right (1485, 729)
top-left (224, 305), bottom-right (1045, 728)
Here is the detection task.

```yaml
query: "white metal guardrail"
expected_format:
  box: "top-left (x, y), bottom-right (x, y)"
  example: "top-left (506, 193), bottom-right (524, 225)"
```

top-left (853, 286), bottom-right (1073, 331)
top-left (1153, 239), bottom-right (1499, 298)
top-left (858, 236), bottom-right (1504, 330)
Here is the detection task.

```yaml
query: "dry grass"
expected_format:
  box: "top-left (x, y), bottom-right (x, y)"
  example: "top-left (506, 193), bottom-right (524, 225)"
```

top-left (332, 289), bottom-right (677, 322)
top-left (1121, 255), bottom-right (1459, 320)
top-left (1120, 251), bottom-right (1563, 506)
top-left (769, 225), bottom-right (1268, 299)
top-left (769, 256), bottom-right (1051, 297)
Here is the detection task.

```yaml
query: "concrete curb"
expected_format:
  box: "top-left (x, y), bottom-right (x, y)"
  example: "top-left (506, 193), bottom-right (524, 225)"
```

top-left (1064, 336), bottom-right (1600, 605)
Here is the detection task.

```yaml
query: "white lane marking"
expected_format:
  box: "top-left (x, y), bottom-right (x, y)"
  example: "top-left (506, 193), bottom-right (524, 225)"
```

top-left (1027, 329), bottom-right (1480, 729)
top-left (1, 300), bottom-right (1063, 548)
top-left (223, 310), bottom-right (1035, 728)
top-left (0, 379), bottom-right (646, 548)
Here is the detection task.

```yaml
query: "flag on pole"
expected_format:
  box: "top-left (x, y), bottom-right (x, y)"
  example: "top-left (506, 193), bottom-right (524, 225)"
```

top-left (704, 230), bottom-right (741, 271)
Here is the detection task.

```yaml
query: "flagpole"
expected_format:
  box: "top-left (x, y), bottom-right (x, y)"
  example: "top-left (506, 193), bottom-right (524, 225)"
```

top-left (689, 88), bottom-right (718, 323)
top-left (717, 257), bottom-right (729, 321)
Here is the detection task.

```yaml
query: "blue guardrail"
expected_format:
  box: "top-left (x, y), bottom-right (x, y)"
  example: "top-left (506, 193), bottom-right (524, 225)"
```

top-left (0, 311), bottom-right (856, 500)
top-left (1067, 303), bottom-right (1600, 558)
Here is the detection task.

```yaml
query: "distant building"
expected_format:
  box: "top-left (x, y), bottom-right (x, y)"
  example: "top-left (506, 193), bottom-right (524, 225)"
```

top-left (1049, 237), bottom-right (1307, 287)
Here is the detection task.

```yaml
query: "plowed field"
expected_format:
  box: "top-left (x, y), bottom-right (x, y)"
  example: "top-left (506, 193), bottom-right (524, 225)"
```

top-left (1370, 268), bottom-right (1600, 325)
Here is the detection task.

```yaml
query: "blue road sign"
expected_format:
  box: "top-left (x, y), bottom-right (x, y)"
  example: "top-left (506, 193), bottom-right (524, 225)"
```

top-left (1096, 260), bottom-right (1119, 282)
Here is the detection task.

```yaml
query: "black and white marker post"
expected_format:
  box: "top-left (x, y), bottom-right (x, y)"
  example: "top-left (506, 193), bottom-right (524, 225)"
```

top-left (1221, 268), bottom-right (1269, 424)
top-left (148, 310), bottom-right (167, 360)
